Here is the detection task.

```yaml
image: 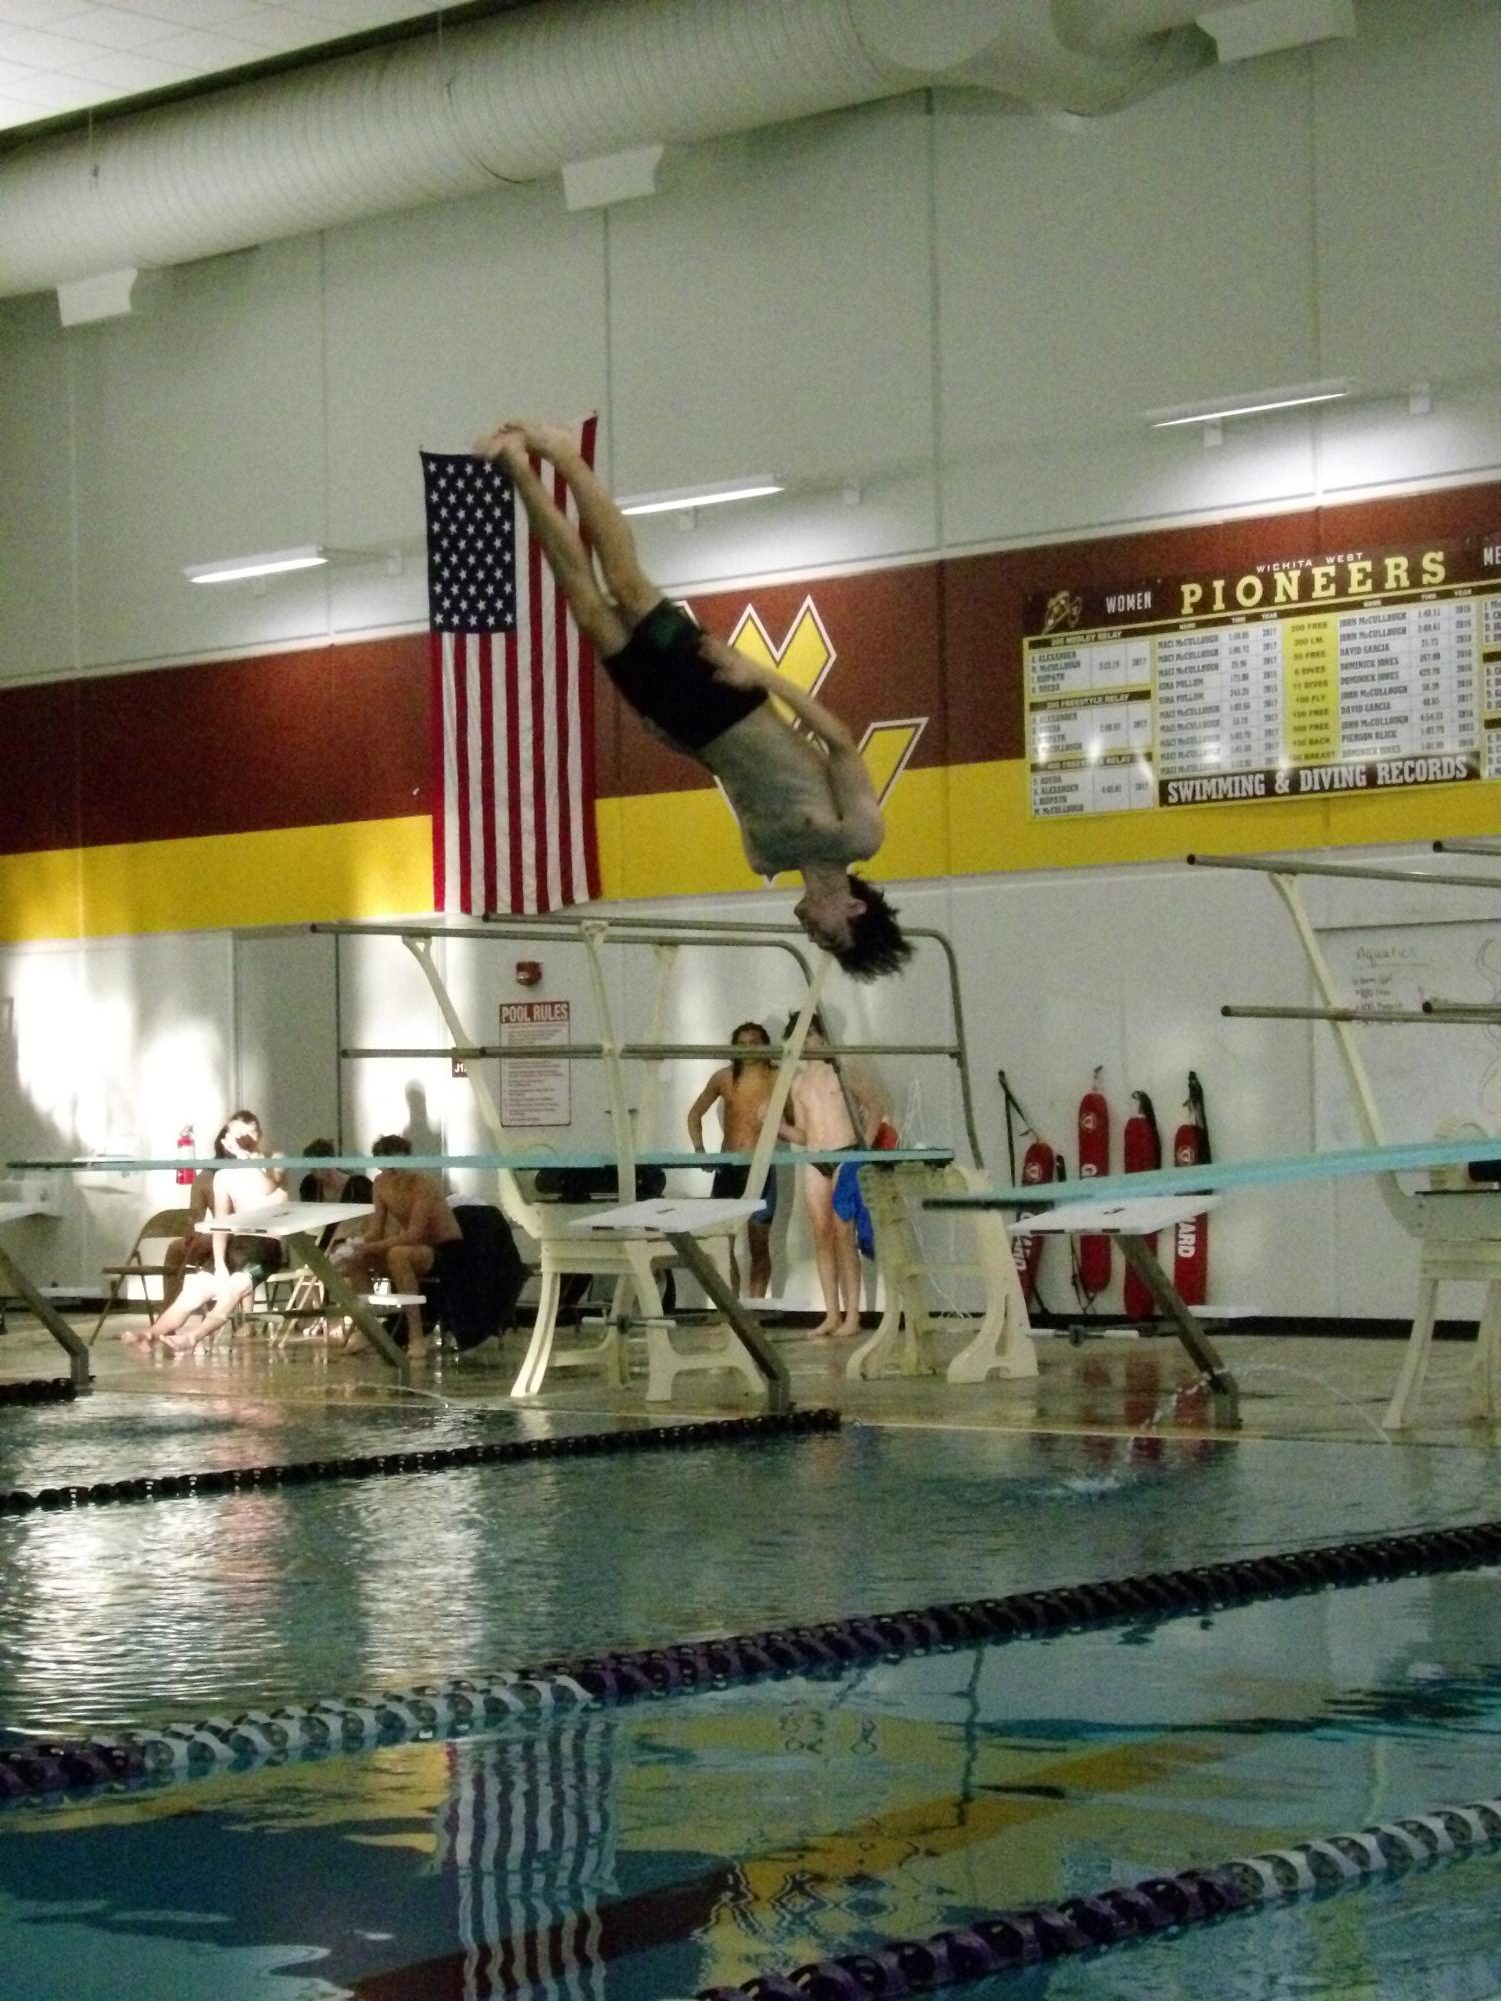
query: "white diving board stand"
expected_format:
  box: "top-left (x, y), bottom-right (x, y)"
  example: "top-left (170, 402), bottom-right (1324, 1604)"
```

top-left (568, 1196), bottom-right (790, 1413)
top-left (925, 1186), bottom-right (1237, 1426)
top-left (847, 1162), bottom-right (1039, 1386)
top-left (0, 1199), bottom-right (89, 1387)
top-left (1191, 853), bottom-right (1501, 1431)
top-left (1014, 1196), bottom-right (1236, 1425)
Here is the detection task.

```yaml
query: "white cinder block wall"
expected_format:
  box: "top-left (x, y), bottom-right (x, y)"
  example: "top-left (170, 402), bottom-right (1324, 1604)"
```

top-left (2, 0), bottom-right (1499, 1318)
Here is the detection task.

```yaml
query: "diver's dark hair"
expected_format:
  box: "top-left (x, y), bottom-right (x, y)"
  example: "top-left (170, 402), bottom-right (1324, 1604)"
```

top-left (829, 876), bottom-right (913, 983)
top-left (372, 1133), bottom-right (413, 1157)
top-left (302, 1137), bottom-right (337, 1159)
top-left (730, 1020), bottom-right (770, 1079)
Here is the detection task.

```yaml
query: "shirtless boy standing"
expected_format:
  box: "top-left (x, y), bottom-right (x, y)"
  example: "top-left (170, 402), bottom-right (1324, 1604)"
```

top-left (686, 1021), bottom-right (780, 1297)
top-left (470, 419), bottom-right (911, 981)
top-left (781, 1014), bottom-right (887, 1339)
top-left (343, 1134), bottom-right (463, 1359)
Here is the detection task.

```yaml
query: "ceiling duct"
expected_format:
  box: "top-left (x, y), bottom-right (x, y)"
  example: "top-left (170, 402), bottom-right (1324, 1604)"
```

top-left (0, 0), bottom-right (1226, 303)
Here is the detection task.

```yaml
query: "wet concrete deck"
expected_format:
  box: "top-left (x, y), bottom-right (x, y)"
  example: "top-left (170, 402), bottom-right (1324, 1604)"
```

top-left (4, 1307), bottom-right (1496, 1452)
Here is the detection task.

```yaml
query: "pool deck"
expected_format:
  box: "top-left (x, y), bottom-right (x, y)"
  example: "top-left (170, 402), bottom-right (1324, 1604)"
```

top-left (2, 1308), bottom-right (1495, 1449)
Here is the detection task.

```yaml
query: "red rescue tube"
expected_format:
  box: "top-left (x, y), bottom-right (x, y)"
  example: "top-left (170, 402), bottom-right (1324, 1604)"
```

top-left (1076, 1077), bottom-right (1111, 1300)
top-left (1012, 1137), bottom-right (1056, 1302)
top-left (1122, 1091), bottom-right (1162, 1320)
top-left (1172, 1072), bottom-right (1211, 1306)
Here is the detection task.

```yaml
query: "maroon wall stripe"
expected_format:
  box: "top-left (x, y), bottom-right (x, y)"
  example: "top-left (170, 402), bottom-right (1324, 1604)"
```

top-left (0, 635), bottom-right (428, 858)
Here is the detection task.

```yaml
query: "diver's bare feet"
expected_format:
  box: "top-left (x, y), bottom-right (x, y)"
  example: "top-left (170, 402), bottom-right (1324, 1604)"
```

top-left (514, 420), bottom-right (578, 463)
top-left (809, 1319), bottom-right (840, 1339)
top-left (471, 422), bottom-right (528, 470)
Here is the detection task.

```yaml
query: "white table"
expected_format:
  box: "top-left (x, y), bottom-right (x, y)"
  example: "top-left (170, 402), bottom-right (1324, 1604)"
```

top-left (202, 1199), bottom-right (374, 1238)
top-left (204, 1201), bottom-right (406, 1370)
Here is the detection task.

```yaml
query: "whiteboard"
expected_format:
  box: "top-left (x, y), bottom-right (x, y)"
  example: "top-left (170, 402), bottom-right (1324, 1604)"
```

top-left (1314, 920), bottom-right (1501, 1148)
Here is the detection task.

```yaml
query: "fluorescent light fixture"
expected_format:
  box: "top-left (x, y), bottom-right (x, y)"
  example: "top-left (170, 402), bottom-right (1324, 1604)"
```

top-left (618, 477), bottom-right (783, 517)
top-left (1145, 378), bottom-right (1353, 429)
top-left (184, 545), bottom-right (327, 584)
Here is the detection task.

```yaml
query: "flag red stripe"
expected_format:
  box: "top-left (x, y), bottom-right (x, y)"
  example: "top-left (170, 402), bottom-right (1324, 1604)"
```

top-left (554, 502), bottom-right (574, 909)
top-left (478, 631), bottom-right (498, 916)
top-left (429, 631), bottom-right (447, 911)
top-left (453, 639), bottom-right (472, 909)
top-left (505, 628), bottom-right (524, 918)
top-left (529, 457), bottom-right (550, 915)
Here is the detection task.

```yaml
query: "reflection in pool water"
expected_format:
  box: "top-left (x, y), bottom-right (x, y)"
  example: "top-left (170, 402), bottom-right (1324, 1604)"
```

top-left (2, 1420), bottom-right (1500, 1997)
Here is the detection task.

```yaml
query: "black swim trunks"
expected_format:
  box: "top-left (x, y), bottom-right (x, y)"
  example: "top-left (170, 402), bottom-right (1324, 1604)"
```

top-left (711, 1163), bottom-right (778, 1225)
top-left (602, 600), bottom-right (766, 753)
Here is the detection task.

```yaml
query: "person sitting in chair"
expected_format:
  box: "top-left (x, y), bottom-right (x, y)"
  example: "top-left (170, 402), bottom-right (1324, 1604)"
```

top-left (159, 1120), bottom-right (235, 1309)
top-left (298, 1138), bottom-right (373, 1207)
top-left (339, 1135), bottom-right (462, 1360)
top-left (127, 1110), bottom-right (286, 1355)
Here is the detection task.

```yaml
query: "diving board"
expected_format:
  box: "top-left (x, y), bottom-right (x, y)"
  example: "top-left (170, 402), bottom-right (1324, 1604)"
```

top-left (200, 1200), bottom-right (402, 1372)
top-left (927, 1138), bottom-right (1501, 1430)
top-left (924, 1136), bottom-right (1501, 1213)
top-left (7, 1147), bottom-right (957, 1178)
top-left (1011, 1195), bottom-right (1234, 1423)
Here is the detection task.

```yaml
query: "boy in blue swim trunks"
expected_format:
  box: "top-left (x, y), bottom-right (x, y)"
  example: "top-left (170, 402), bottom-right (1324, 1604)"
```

top-left (471, 419), bottom-right (912, 982)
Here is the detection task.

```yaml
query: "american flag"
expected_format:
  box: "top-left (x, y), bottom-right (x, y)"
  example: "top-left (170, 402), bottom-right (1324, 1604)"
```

top-left (438, 1719), bottom-right (617, 2001)
top-left (424, 418), bottom-right (601, 915)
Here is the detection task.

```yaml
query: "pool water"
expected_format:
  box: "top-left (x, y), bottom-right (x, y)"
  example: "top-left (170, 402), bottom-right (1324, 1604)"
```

top-left (1, 1407), bottom-right (1498, 1738)
top-left (0, 1418), bottom-right (1499, 1998)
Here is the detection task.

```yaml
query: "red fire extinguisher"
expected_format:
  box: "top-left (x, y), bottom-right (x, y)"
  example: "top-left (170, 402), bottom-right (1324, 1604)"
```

top-left (176, 1126), bottom-right (196, 1186)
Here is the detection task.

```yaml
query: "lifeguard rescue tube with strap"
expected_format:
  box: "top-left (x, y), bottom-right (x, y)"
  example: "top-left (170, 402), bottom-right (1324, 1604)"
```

top-left (1012, 1136), bottom-right (1056, 1302)
top-left (1172, 1070), bottom-right (1211, 1306)
top-left (1122, 1090), bottom-right (1162, 1321)
top-left (1077, 1071), bottom-right (1111, 1302)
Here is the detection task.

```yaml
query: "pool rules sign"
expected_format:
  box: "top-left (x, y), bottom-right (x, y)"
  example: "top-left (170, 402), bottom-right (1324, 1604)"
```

top-left (1024, 532), bottom-right (1501, 817)
top-left (499, 1000), bottom-right (571, 1127)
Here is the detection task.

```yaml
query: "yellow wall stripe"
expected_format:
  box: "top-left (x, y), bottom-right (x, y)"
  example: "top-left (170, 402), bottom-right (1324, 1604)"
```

top-left (0, 816), bottom-right (433, 945)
